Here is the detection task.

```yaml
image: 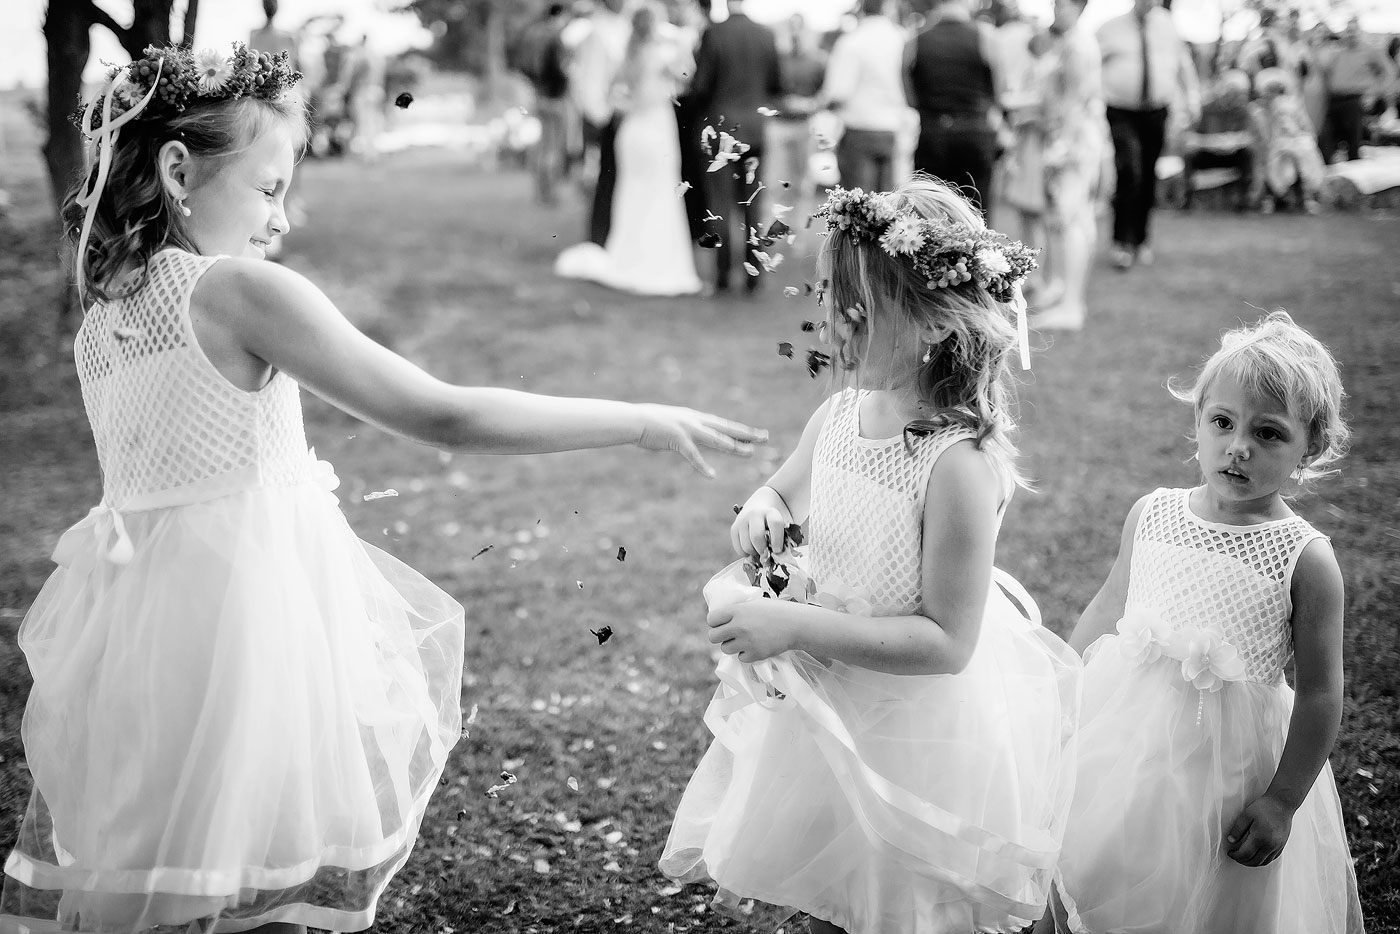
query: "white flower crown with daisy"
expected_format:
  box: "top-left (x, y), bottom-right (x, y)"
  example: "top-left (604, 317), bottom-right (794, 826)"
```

top-left (814, 186), bottom-right (1038, 305)
top-left (71, 43), bottom-right (301, 135)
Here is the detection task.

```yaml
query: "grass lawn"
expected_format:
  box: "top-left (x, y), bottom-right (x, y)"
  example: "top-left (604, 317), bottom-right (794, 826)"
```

top-left (2, 99), bottom-right (1398, 931)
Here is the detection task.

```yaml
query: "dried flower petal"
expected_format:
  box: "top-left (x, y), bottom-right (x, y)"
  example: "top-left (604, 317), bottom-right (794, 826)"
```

top-left (394, 91), bottom-right (414, 108)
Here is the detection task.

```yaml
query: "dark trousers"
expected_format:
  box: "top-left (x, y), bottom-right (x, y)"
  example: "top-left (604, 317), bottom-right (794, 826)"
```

top-left (1321, 93), bottom-right (1363, 163)
top-left (587, 116), bottom-right (621, 246)
top-left (676, 101), bottom-right (708, 241)
top-left (1106, 106), bottom-right (1168, 248)
top-left (701, 142), bottom-right (766, 289)
top-left (913, 114), bottom-right (997, 213)
top-left (837, 128), bottom-right (898, 193)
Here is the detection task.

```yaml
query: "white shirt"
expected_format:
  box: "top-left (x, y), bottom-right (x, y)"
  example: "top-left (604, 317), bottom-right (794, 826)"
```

top-left (821, 15), bottom-right (910, 132)
top-left (1096, 7), bottom-right (1199, 116)
top-left (568, 10), bottom-right (631, 126)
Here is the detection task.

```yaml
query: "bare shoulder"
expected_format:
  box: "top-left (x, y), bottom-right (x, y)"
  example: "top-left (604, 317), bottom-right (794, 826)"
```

top-left (193, 256), bottom-right (320, 317)
top-left (1292, 536), bottom-right (1344, 606)
top-left (927, 438), bottom-right (1001, 507)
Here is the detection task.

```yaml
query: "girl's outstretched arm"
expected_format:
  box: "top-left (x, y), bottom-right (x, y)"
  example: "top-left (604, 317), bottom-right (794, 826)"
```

top-left (1066, 493), bottom-right (1151, 655)
top-left (1225, 538), bottom-right (1345, 867)
top-left (730, 398), bottom-right (831, 557)
top-left (193, 259), bottom-right (765, 474)
top-left (712, 440), bottom-right (1001, 675)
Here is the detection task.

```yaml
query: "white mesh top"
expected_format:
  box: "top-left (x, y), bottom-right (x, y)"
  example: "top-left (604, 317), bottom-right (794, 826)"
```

top-left (74, 249), bottom-right (314, 509)
top-left (807, 389), bottom-right (990, 616)
top-left (1126, 487), bottom-right (1326, 683)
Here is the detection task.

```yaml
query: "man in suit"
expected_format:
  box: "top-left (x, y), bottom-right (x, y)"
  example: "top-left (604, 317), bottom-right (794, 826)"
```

top-left (687, 0), bottom-right (782, 294)
top-left (570, 0), bottom-right (632, 246)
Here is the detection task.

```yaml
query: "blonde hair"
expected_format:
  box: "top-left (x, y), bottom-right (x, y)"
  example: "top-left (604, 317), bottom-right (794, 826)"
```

top-left (817, 175), bottom-right (1025, 486)
top-left (63, 95), bottom-right (308, 306)
top-left (1171, 310), bottom-right (1349, 483)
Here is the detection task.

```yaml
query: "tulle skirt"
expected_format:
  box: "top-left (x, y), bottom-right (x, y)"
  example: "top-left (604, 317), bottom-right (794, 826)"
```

top-left (1055, 635), bottom-right (1364, 934)
top-left (1, 481), bottom-right (464, 933)
top-left (661, 563), bottom-right (1081, 934)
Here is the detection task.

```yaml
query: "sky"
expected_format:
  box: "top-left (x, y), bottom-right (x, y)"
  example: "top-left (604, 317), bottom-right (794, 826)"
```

top-left (4, 0), bottom-right (1398, 91)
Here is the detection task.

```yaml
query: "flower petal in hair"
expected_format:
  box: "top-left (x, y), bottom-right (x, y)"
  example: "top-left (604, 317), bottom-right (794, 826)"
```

top-left (193, 48), bottom-right (234, 94)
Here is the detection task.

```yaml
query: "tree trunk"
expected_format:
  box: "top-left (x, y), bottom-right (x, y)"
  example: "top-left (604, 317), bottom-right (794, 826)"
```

top-left (484, 0), bottom-right (506, 104)
top-left (41, 0), bottom-right (94, 223)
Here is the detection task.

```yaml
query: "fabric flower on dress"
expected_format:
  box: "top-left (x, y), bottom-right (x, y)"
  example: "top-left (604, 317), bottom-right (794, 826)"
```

top-left (1115, 609), bottom-right (1174, 665)
top-left (193, 48), bottom-right (234, 94)
top-left (1167, 627), bottom-right (1246, 692)
top-left (810, 577), bottom-right (874, 618)
top-left (307, 449), bottom-right (341, 503)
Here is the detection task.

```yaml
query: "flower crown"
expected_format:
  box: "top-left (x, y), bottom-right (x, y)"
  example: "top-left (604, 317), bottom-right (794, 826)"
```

top-left (72, 43), bottom-right (301, 135)
top-left (814, 187), bottom-right (1037, 304)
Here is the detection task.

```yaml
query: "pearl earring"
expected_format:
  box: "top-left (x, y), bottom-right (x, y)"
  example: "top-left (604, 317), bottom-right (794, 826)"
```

top-left (922, 344), bottom-right (934, 364)
top-left (177, 197), bottom-right (191, 217)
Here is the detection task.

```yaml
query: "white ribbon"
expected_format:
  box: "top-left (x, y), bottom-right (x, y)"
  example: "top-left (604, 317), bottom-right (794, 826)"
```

top-left (51, 503), bottom-right (135, 568)
top-left (74, 60), bottom-right (165, 303)
top-left (1011, 284), bottom-right (1031, 371)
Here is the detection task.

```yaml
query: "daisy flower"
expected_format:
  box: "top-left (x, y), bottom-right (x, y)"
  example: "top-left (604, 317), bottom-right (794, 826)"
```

top-left (193, 49), bottom-right (233, 94)
top-left (880, 217), bottom-right (926, 256)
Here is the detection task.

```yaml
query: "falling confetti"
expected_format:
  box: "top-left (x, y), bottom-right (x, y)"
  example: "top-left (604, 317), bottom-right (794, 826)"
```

top-left (766, 219), bottom-right (791, 239)
top-left (394, 92), bottom-right (413, 108)
top-left (740, 182), bottom-right (766, 206)
top-left (616, 546), bottom-right (627, 562)
top-left (806, 348), bottom-right (832, 377)
top-left (591, 625), bottom-right (614, 645)
top-left (743, 262), bottom-right (761, 277)
top-left (576, 580), bottom-right (585, 589)
top-left (674, 181), bottom-right (692, 197)
top-left (771, 203), bottom-right (794, 219)
top-left (800, 320), bottom-right (817, 331)
top-left (756, 106), bottom-right (780, 116)
top-left (777, 341), bottom-right (794, 358)
top-left (783, 286), bottom-right (799, 297)
top-left (698, 232), bottom-right (724, 249)
top-left (362, 489), bottom-right (399, 501)
top-left (471, 544), bottom-right (495, 560)
top-left (732, 504), bottom-right (743, 515)
top-left (779, 180), bottom-right (791, 189)
top-left (702, 210), bottom-right (724, 223)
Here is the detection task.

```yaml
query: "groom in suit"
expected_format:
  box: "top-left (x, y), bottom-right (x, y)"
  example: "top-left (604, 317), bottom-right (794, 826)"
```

top-left (687, 0), bottom-right (782, 294)
top-left (570, 0), bottom-right (632, 246)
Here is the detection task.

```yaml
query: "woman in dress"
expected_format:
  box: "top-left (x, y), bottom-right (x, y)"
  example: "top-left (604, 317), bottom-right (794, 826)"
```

top-left (555, 3), bottom-right (702, 296)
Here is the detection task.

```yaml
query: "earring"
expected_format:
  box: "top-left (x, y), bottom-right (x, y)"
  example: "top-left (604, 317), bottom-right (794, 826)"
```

top-left (922, 344), bottom-right (934, 363)
top-left (177, 197), bottom-right (191, 217)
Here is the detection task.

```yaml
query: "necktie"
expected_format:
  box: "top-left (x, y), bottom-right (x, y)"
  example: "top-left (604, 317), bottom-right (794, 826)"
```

top-left (1139, 13), bottom-right (1152, 108)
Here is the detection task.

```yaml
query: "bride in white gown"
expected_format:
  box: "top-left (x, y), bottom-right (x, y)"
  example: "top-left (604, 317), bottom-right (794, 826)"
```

top-left (555, 3), bottom-right (702, 296)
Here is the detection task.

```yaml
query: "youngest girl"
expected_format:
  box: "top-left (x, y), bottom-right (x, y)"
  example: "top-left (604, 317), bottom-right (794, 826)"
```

top-left (1, 44), bottom-right (761, 934)
top-left (1042, 312), bottom-right (1364, 933)
top-left (662, 179), bottom-right (1080, 934)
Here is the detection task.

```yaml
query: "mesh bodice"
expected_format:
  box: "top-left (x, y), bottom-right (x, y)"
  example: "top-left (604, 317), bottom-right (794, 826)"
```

top-left (1126, 488), bottom-right (1324, 683)
top-left (807, 389), bottom-right (982, 615)
top-left (74, 249), bottom-right (313, 508)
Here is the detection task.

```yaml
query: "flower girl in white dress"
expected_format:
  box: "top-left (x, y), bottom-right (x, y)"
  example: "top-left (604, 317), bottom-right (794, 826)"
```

top-left (661, 179), bottom-right (1081, 934)
top-left (1, 44), bottom-right (762, 934)
top-left (1038, 312), bottom-right (1364, 934)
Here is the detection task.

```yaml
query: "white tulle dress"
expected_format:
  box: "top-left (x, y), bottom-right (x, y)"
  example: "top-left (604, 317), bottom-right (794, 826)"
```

top-left (661, 389), bottom-right (1082, 934)
top-left (1, 249), bottom-right (465, 934)
top-left (1055, 487), bottom-right (1364, 934)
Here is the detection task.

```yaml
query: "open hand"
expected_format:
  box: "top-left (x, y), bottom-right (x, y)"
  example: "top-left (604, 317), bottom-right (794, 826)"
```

top-left (635, 404), bottom-right (766, 477)
top-left (1225, 794), bottom-right (1294, 867)
top-left (707, 600), bottom-right (798, 663)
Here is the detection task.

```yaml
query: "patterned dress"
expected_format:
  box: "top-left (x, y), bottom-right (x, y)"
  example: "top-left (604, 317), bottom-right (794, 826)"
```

top-left (662, 389), bottom-right (1080, 934)
top-left (1056, 488), bottom-right (1364, 934)
top-left (1, 249), bottom-right (465, 933)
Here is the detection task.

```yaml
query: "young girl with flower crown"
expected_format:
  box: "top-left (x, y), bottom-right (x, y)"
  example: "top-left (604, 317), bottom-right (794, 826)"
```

top-left (0, 43), bottom-right (763, 934)
top-left (660, 177), bottom-right (1081, 934)
top-left (1036, 312), bottom-right (1364, 934)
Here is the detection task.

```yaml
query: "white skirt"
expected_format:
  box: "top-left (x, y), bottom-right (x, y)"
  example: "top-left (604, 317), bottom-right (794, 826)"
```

top-left (2, 480), bottom-right (464, 933)
top-left (661, 562), bottom-right (1081, 934)
top-left (1055, 634), bottom-right (1364, 934)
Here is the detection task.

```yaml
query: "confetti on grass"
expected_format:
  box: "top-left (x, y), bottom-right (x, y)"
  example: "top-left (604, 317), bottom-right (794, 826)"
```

top-left (394, 92), bottom-right (413, 108)
top-left (485, 770), bottom-right (518, 798)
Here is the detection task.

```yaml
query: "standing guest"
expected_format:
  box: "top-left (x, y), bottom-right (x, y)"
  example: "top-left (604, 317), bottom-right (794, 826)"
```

top-left (1096, 0), bottom-right (1199, 270)
top-left (687, 0), bottom-right (782, 295)
top-left (1300, 25), bottom-right (1332, 144)
top-left (819, 0), bottom-right (910, 193)
top-left (521, 4), bottom-right (575, 205)
top-left (905, 0), bottom-right (1004, 213)
top-left (569, 0), bottom-right (632, 246)
top-left (1030, 0), bottom-right (1106, 332)
top-left (341, 34), bottom-right (387, 162)
top-left (248, 0), bottom-right (300, 64)
top-left (1236, 7), bottom-right (1308, 91)
top-left (1318, 18), bottom-right (1398, 163)
top-left (770, 14), bottom-right (827, 221)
